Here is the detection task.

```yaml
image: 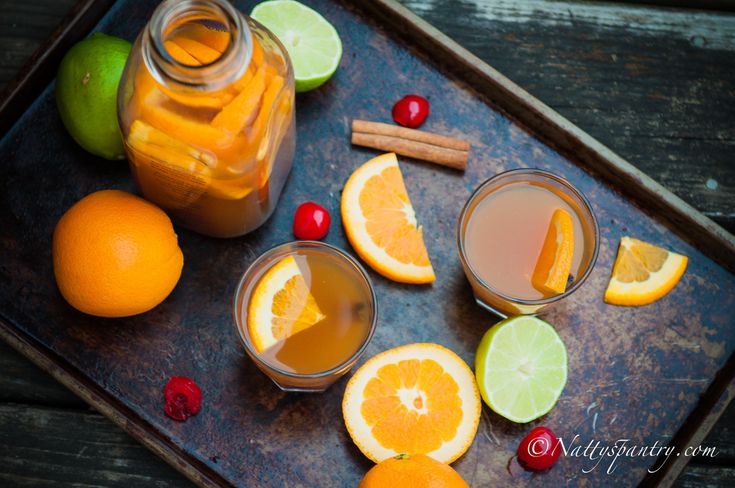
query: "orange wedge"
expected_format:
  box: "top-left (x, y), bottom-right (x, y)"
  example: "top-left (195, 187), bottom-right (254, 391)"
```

top-left (248, 75), bottom-right (284, 144)
top-left (128, 119), bottom-right (215, 166)
top-left (140, 92), bottom-right (234, 149)
top-left (164, 41), bottom-right (201, 65)
top-left (604, 237), bottom-right (688, 306)
top-left (211, 63), bottom-right (268, 133)
top-left (531, 208), bottom-right (575, 295)
top-left (174, 22), bottom-right (230, 53)
top-left (342, 343), bottom-right (481, 463)
top-left (168, 37), bottom-right (222, 64)
top-left (247, 255), bottom-right (326, 352)
top-left (251, 35), bottom-right (265, 66)
top-left (341, 153), bottom-right (435, 284)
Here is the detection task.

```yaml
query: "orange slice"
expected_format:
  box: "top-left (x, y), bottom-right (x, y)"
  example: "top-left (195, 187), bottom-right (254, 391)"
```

top-left (174, 22), bottom-right (230, 53)
top-left (129, 121), bottom-right (254, 201)
top-left (211, 63), bottom-right (268, 133)
top-left (531, 208), bottom-right (575, 295)
top-left (140, 92), bottom-right (235, 150)
top-left (343, 343), bottom-right (481, 463)
top-left (128, 119), bottom-right (215, 166)
top-left (164, 41), bottom-right (201, 65)
top-left (341, 153), bottom-right (435, 284)
top-left (251, 35), bottom-right (265, 66)
top-left (248, 74), bottom-right (285, 145)
top-left (247, 255), bottom-right (326, 352)
top-left (168, 37), bottom-right (222, 64)
top-left (604, 237), bottom-right (688, 306)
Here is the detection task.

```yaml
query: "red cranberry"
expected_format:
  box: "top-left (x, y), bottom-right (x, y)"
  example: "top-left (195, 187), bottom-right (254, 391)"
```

top-left (517, 426), bottom-right (561, 471)
top-left (293, 202), bottom-right (331, 240)
top-left (164, 376), bottom-right (202, 422)
top-left (392, 95), bottom-right (430, 128)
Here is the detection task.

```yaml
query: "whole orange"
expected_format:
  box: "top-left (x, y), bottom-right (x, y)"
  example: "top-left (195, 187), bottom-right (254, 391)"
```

top-left (52, 189), bottom-right (184, 317)
top-left (359, 454), bottom-right (469, 488)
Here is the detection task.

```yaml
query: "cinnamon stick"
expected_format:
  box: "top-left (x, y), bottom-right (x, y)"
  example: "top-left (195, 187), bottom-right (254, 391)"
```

top-left (351, 120), bottom-right (470, 170)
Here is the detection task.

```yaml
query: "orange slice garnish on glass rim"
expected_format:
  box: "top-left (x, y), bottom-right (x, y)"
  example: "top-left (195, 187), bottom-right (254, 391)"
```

top-left (604, 237), bottom-right (687, 306)
top-left (342, 343), bottom-right (481, 463)
top-left (532, 208), bottom-right (575, 295)
top-left (341, 153), bottom-right (435, 284)
top-left (247, 255), bottom-right (326, 352)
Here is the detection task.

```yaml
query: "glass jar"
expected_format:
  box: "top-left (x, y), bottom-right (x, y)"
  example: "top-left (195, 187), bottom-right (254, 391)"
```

top-left (118, 0), bottom-right (295, 238)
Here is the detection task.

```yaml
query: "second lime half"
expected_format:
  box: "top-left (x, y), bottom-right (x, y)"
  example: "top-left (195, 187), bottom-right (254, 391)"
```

top-left (475, 316), bottom-right (568, 423)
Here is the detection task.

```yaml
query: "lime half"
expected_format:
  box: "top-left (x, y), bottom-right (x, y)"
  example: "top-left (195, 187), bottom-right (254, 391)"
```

top-left (251, 0), bottom-right (342, 92)
top-left (475, 316), bottom-right (567, 423)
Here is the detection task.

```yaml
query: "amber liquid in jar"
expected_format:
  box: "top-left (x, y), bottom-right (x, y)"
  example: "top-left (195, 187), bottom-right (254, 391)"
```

top-left (118, 0), bottom-right (295, 237)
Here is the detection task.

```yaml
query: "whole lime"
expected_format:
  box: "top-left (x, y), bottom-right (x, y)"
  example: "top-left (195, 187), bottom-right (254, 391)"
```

top-left (56, 32), bottom-right (131, 160)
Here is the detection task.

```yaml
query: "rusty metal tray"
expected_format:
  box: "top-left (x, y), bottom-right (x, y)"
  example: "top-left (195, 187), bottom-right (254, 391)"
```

top-left (1, 0), bottom-right (734, 486)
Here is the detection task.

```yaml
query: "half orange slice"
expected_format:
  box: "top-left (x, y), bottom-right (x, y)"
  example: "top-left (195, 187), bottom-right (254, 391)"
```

top-left (341, 153), bottom-right (435, 284)
top-left (247, 255), bottom-right (326, 352)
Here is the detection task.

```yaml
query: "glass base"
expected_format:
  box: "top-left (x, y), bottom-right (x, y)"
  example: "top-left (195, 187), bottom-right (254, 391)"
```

top-left (266, 373), bottom-right (342, 393)
top-left (474, 296), bottom-right (508, 319)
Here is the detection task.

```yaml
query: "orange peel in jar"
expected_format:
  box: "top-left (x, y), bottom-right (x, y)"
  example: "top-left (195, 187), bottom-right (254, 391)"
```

top-left (211, 63), bottom-right (268, 134)
top-left (249, 75), bottom-right (285, 144)
top-left (127, 120), bottom-right (215, 167)
top-left (169, 37), bottom-right (222, 64)
top-left (164, 40), bottom-right (201, 65)
top-left (173, 22), bottom-right (230, 53)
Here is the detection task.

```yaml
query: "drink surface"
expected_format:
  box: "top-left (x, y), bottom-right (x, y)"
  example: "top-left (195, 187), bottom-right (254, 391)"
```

top-left (241, 250), bottom-right (373, 375)
top-left (464, 181), bottom-right (588, 300)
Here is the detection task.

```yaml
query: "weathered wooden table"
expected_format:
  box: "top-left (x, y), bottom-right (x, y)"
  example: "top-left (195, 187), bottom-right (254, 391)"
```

top-left (1, 0), bottom-right (733, 486)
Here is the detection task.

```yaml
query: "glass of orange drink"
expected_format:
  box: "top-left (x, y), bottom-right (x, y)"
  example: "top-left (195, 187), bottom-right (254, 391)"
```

top-left (457, 168), bottom-right (600, 317)
top-left (234, 241), bottom-right (378, 392)
top-left (118, 0), bottom-right (295, 238)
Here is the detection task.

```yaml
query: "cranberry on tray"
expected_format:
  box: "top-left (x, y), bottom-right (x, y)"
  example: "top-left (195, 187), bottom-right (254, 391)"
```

top-left (293, 202), bottom-right (331, 240)
top-left (392, 94), bottom-right (430, 128)
top-left (164, 376), bottom-right (202, 422)
top-left (517, 426), bottom-right (561, 471)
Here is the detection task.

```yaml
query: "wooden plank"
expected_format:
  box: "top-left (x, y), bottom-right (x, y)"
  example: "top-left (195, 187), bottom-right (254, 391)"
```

top-left (399, 0), bottom-right (735, 234)
top-left (0, 340), bottom-right (83, 407)
top-left (701, 403), bottom-right (735, 462)
top-left (674, 465), bottom-right (735, 488)
top-left (0, 0), bottom-right (77, 87)
top-left (0, 0), bottom-right (117, 137)
top-left (0, 403), bottom-right (190, 487)
top-left (616, 0), bottom-right (735, 11)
